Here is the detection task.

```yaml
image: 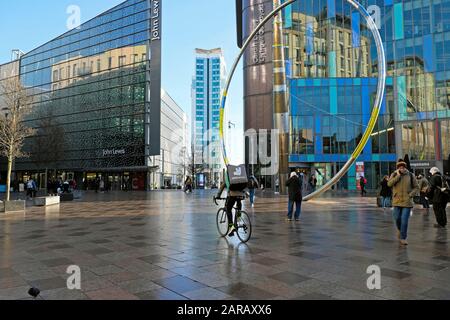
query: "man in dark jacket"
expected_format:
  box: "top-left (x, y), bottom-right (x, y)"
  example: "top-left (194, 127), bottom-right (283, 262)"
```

top-left (286, 171), bottom-right (303, 222)
top-left (428, 167), bottom-right (448, 228)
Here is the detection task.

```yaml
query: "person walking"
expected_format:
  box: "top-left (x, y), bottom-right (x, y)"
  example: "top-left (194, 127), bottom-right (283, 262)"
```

top-left (309, 174), bottom-right (317, 193)
top-left (286, 171), bottom-right (303, 222)
top-left (99, 179), bottom-right (105, 193)
top-left (417, 174), bottom-right (430, 211)
top-left (56, 178), bottom-right (63, 194)
top-left (379, 175), bottom-right (392, 210)
top-left (388, 159), bottom-right (419, 245)
top-left (26, 178), bottom-right (37, 199)
top-left (428, 167), bottom-right (448, 228)
top-left (95, 177), bottom-right (100, 193)
top-left (47, 179), bottom-right (54, 196)
top-left (360, 176), bottom-right (368, 196)
top-left (247, 175), bottom-right (259, 207)
top-left (184, 176), bottom-right (193, 193)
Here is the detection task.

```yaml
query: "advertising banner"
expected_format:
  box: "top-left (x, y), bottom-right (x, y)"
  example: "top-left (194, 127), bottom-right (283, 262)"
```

top-left (356, 162), bottom-right (365, 190)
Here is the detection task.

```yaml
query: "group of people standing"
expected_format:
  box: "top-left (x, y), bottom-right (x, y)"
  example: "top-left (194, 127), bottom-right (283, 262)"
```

top-left (47, 178), bottom-right (76, 196)
top-left (379, 159), bottom-right (448, 245)
top-left (93, 177), bottom-right (110, 193)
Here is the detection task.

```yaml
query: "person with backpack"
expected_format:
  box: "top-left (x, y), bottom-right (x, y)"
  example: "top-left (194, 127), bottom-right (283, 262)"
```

top-left (379, 175), bottom-right (392, 210)
top-left (388, 159), bottom-right (419, 245)
top-left (215, 165), bottom-right (249, 237)
top-left (286, 171), bottom-right (303, 222)
top-left (428, 167), bottom-right (448, 228)
top-left (417, 174), bottom-right (431, 211)
top-left (360, 176), bottom-right (368, 196)
top-left (247, 175), bottom-right (259, 207)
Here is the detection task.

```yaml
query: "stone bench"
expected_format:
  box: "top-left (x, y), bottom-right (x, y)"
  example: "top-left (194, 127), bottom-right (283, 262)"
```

top-left (0, 200), bottom-right (26, 213)
top-left (34, 196), bottom-right (60, 207)
top-left (60, 193), bottom-right (74, 202)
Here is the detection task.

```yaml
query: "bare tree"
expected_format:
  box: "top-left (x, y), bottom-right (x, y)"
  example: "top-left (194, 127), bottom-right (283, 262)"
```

top-left (0, 77), bottom-right (35, 201)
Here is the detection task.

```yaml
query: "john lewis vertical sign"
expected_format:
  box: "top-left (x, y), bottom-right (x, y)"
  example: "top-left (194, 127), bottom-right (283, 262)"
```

top-left (151, 0), bottom-right (161, 41)
top-left (146, 0), bottom-right (162, 157)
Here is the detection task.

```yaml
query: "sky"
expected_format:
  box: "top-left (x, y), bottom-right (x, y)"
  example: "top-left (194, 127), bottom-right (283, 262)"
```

top-left (0, 0), bottom-right (244, 163)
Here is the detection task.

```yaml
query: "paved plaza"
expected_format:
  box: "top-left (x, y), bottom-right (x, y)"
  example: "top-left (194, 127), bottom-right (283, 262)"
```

top-left (0, 190), bottom-right (449, 300)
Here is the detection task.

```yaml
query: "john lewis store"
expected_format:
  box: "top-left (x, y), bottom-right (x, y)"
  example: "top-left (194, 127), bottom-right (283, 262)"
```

top-left (0, 0), bottom-right (164, 191)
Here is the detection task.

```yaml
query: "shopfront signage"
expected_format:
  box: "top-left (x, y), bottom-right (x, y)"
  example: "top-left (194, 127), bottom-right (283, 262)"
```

top-left (151, 0), bottom-right (161, 41)
top-left (410, 161), bottom-right (434, 169)
top-left (252, 3), bottom-right (267, 64)
top-left (103, 149), bottom-right (126, 157)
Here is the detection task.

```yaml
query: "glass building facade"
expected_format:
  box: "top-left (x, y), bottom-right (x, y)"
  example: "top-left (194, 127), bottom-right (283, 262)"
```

top-left (239, 0), bottom-right (450, 191)
top-left (0, 0), bottom-right (162, 190)
top-left (149, 89), bottom-right (188, 190)
top-left (191, 48), bottom-right (226, 188)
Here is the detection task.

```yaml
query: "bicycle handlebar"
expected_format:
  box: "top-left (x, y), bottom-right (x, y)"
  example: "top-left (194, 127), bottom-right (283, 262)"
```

top-left (213, 196), bottom-right (226, 206)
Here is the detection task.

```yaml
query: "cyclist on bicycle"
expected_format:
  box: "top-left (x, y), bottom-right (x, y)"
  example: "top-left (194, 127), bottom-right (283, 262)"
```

top-left (214, 164), bottom-right (250, 237)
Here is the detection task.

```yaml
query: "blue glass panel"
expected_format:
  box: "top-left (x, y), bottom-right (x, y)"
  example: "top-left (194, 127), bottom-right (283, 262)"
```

top-left (305, 20), bottom-right (314, 55)
top-left (328, 51), bottom-right (336, 77)
top-left (362, 85), bottom-right (372, 155)
top-left (315, 154), bottom-right (324, 162)
top-left (327, 0), bottom-right (335, 19)
top-left (394, 3), bottom-right (404, 40)
top-left (329, 86), bottom-right (337, 115)
top-left (423, 34), bottom-right (435, 72)
top-left (386, 77), bottom-right (393, 85)
top-left (286, 59), bottom-right (292, 78)
top-left (352, 11), bottom-right (360, 48)
top-left (315, 136), bottom-right (323, 154)
top-left (315, 116), bottom-right (321, 134)
top-left (397, 76), bottom-right (407, 120)
top-left (381, 95), bottom-right (387, 115)
top-left (284, 3), bottom-right (292, 28)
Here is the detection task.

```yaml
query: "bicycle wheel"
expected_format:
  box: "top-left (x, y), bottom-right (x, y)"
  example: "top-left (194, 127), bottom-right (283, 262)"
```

top-left (236, 210), bottom-right (252, 243)
top-left (216, 208), bottom-right (229, 237)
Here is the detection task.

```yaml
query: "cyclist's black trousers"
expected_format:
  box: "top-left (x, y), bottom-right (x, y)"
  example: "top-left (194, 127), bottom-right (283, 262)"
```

top-left (226, 197), bottom-right (242, 225)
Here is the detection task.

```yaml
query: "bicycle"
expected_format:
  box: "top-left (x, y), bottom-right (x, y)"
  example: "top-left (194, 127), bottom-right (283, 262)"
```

top-left (213, 196), bottom-right (252, 243)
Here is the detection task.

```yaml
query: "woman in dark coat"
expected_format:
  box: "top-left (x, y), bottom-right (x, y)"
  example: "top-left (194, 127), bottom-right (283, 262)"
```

top-left (286, 171), bottom-right (303, 221)
top-left (379, 175), bottom-right (392, 209)
top-left (428, 167), bottom-right (448, 228)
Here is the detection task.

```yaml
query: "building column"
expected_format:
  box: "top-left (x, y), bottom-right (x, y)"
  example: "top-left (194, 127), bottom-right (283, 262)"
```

top-left (272, 0), bottom-right (290, 194)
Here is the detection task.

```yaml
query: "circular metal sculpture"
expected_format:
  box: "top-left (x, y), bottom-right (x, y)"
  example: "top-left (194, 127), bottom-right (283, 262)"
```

top-left (219, 0), bottom-right (386, 201)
